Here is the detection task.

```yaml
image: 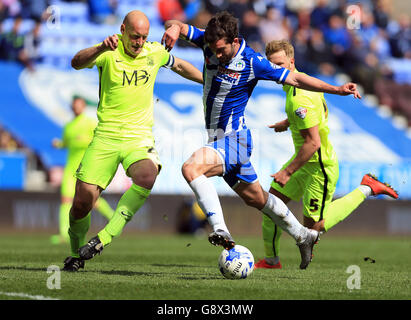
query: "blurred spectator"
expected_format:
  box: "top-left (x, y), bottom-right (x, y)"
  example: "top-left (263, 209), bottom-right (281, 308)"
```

top-left (297, 8), bottom-right (311, 31)
top-left (23, 18), bottom-right (42, 67)
top-left (308, 28), bottom-right (336, 75)
top-left (204, 0), bottom-right (230, 14)
top-left (323, 14), bottom-right (351, 67)
top-left (19, 0), bottom-right (50, 21)
top-left (259, 6), bottom-right (290, 43)
top-left (0, 16), bottom-right (24, 60)
top-left (310, 0), bottom-right (332, 31)
top-left (369, 28), bottom-right (391, 62)
top-left (1, 1), bottom-right (20, 22)
top-left (227, 0), bottom-right (251, 22)
top-left (240, 9), bottom-right (263, 52)
top-left (0, 129), bottom-right (18, 151)
top-left (373, 0), bottom-right (391, 30)
top-left (183, 0), bottom-right (202, 23)
top-left (355, 7), bottom-right (379, 48)
top-left (158, 0), bottom-right (186, 23)
top-left (0, 16), bottom-right (37, 70)
top-left (264, 0), bottom-right (287, 14)
top-left (0, 2), bottom-right (9, 27)
top-left (286, 0), bottom-right (316, 12)
top-left (88, 0), bottom-right (118, 24)
top-left (344, 34), bottom-right (381, 93)
top-left (291, 28), bottom-right (313, 74)
top-left (158, 0), bottom-right (201, 24)
top-left (390, 14), bottom-right (411, 59)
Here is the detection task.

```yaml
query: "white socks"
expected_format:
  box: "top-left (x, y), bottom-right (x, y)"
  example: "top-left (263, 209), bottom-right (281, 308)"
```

top-left (189, 175), bottom-right (309, 244)
top-left (189, 175), bottom-right (229, 233)
top-left (358, 185), bottom-right (372, 197)
top-left (261, 193), bottom-right (308, 244)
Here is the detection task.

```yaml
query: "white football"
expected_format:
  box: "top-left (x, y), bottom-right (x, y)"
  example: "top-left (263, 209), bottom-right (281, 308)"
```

top-left (218, 245), bottom-right (254, 279)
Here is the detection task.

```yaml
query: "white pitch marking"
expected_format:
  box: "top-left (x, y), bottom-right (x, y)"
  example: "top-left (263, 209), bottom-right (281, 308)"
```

top-left (0, 291), bottom-right (59, 300)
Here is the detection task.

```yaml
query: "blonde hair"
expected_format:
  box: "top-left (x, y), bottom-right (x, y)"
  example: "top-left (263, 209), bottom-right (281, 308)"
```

top-left (265, 40), bottom-right (294, 58)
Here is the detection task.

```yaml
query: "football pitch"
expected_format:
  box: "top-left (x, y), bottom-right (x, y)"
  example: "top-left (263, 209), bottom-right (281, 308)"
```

top-left (0, 232), bottom-right (410, 301)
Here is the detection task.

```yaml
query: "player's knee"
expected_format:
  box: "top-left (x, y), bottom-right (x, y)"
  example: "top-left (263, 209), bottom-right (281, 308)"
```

top-left (71, 198), bottom-right (92, 219)
top-left (133, 173), bottom-right (156, 190)
top-left (182, 161), bottom-right (198, 182)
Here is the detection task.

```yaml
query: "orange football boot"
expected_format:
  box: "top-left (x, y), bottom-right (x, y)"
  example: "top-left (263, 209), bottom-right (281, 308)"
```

top-left (361, 173), bottom-right (398, 199)
top-left (254, 259), bottom-right (282, 269)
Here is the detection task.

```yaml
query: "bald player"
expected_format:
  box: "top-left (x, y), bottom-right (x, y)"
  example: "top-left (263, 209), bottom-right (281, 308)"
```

top-left (62, 10), bottom-right (203, 271)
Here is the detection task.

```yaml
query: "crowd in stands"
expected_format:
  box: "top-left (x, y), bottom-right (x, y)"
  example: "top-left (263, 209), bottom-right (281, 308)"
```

top-left (0, 126), bottom-right (20, 151)
top-left (162, 0), bottom-right (411, 124)
top-left (0, 0), bottom-right (410, 124)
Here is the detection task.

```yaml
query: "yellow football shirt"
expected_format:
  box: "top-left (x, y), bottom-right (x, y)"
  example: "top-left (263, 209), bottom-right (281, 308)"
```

top-left (88, 35), bottom-right (173, 141)
top-left (283, 69), bottom-right (337, 165)
top-left (63, 113), bottom-right (96, 168)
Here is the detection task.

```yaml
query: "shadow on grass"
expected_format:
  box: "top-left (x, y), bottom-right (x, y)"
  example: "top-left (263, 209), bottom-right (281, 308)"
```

top-left (150, 263), bottom-right (208, 268)
top-left (0, 265), bottom-right (219, 280)
top-left (177, 275), bottom-right (222, 280)
top-left (0, 266), bottom-right (47, 272)
top-left (98, 270), bottom-right (164, 277)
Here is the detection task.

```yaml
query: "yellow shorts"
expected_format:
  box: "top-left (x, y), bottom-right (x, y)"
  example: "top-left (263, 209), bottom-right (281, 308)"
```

top-left (271, 159), bottom-right (339, 222)
top-left (76, 134), bottom-right (161, 189)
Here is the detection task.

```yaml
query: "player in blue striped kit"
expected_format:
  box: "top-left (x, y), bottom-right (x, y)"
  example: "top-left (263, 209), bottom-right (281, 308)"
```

top-left (162, 11), bottom-right (361, 269)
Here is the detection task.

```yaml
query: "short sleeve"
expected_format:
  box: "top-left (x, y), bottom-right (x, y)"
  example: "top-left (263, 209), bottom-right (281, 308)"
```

top-left (291, 95), bottom-right (320, 130)
top-left (252, 53), bottom-right (289, 84)
top-left (154, 42), bottom-right (174, 68)
top-left (185, 25), bottom-right (205, 48)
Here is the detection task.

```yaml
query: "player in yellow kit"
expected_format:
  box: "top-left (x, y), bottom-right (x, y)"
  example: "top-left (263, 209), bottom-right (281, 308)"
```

top-left (62, 10), bottom-right (203, 271)
top-left (50, 96), bottom-right (114, 245)
top-left (254, 40), bottom-right (399, 269)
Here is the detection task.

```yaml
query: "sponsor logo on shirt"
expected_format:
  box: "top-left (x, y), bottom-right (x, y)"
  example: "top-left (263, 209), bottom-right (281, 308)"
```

top-left (146, 56), bottom-right (154, 66)
top-left (122, 70), bottom-right (150, 86)
top-left (295, 107), bottom-right (308, 119)
top-left (231, 59), bottom-right (246, 71)
top-left (217, 65), bottom-right (241, 85)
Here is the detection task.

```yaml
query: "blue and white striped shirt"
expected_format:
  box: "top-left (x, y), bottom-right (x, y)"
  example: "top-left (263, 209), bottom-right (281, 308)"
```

top-left (186, 25), bottom-right (290, 141)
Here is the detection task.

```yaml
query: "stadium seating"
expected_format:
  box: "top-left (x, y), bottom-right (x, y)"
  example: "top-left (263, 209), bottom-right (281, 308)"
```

top-left (1, 0), bottom-right (411, 197)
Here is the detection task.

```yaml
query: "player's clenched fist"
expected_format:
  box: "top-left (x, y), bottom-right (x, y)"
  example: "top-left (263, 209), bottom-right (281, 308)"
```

top-left (102, 34), bottom-right (119, 51)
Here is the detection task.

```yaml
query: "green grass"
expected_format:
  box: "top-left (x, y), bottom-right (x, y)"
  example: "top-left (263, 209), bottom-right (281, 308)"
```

top-left (0, 232), bottom-right (410, 300)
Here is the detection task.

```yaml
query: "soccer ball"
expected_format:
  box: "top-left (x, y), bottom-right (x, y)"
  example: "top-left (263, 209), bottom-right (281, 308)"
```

top-left (218, 245), bottom-right (254, 279)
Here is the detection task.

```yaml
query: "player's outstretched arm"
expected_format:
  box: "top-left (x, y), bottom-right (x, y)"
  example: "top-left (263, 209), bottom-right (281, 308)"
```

top-left (162, 20), bottom-right (189, 51)
top-left (71, 34), bottom-right (119, 70)
top-left (171, 56), bottom-right (203, 84)
top-left (284, 72), bottom-right (362, 99)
